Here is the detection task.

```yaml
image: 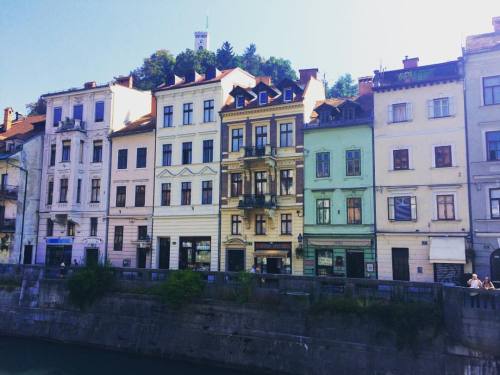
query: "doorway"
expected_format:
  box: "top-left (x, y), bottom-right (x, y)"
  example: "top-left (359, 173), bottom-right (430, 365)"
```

top-left (392, 247), bottom-right (410, 281)
top-left (227, 249), bottom-right (244, 272)
top-left (266, 258), bottom-right (282, 274)
top-left (85, 248), bottom-right (98, 267)
top-left (346, 250), bottom-right (365, 278)
top-left (491, 249), bottom-right (500, 281)
top-left (23, 245), bottom-right (33, 265)
top-left (158, 238), bottom-right (170, 269)
top-left (137, 247), bottom-right (147, 269)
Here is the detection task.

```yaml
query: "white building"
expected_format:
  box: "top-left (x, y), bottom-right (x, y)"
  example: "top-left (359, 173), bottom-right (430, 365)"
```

top-left (153, 67), bottom-right (255, 271)
top-left (38, 77), bottom-right (151, 266)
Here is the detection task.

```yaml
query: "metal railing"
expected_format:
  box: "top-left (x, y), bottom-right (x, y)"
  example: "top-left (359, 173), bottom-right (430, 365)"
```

top-left (238, 194), bottom-right (277, 209)
top-left (0, 185), bottom-right (18, 200)
top-left (243, 145), bottom-right (276, 158)
top-left (56, 119), bottom-right (86, 132)
top-left (0, 218), bottom-right (16, 232)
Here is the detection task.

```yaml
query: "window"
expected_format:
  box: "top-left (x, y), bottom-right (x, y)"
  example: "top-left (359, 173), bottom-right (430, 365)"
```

top-left (231, 215), bottom-right (241, 235)
top-left (90, 217), bottom-right (98, 237)
top-left (50, 144), bottom-right (56, 166)
top-left (255, 214), bottom-right (266, 235)
top-left (91, 179), bottom-right (100, 203)
top-left (163, 105), bottom-right (173, 127)
top-left (342, 107), bottom-right (355, 120)
top-left (79, 140), bottom-right (84, 163)
top-left (316, 152), bottom-right (330, 178)
top-left (67, 221), bottom-right (75, 237)
top-left (61, 140), bottom-right (71, 162)
top-left (254, 171), bottom-right (267, 196)
top-left (236, 95), bottom-right (245, 109)
top-left (255, 126), bottom-right (267, 148)
top-left (116, 186), bottom-right (126, 207)
top-left (59, 179), bottom-right (68, 203)
top-left (316, 199), bottom-right (331, 224)
top-left (95, 101), bottom-right (104, 122)
top-left (114, 226), bottom-right (123, 251)
top-left (181, 182), bottom-right (191, 205)
top-left (393, 149), bottom-right (409, 170)
top-left (203, 140), bottom-right (213, 163)
top-left (138, 226), bottom-right (148, 240)
top-left (281, 214), bottom-right (292, 235)
top-left (231, 173), bottom-right (242, 197)
top-left (347, 197), bottom-right (362, 224)
top-left (92, 140), bottom-right (102, 163)
top-left (389, 103), bottom-right (411, 123)
top-left (117, 149), bottom-right (128, 169)
top-left (46, 219), bottom-right (53, 237)
top-left (490, 189), bottom-right (500, 219)
top-left (47, 181), bottom-right (54, 205)
top-left (280, 170), bottom-right (293, 195)
top-left (73, 104), bottom-right (83, 121)
top-left (202, 181), bottom-right (212, 204)
top-left (76, 179), bottom-right (81, 204)
top-left (483, 76), bottom-right (500, 105)
top-left (346, 149), bottom-right (361, 176)
top-left (388, 196), bottom-right (417, 221)
top-left (182, 142), bottom-right (192, 164)
top-left (486, 131), bottom-right (500, 161)
top-left (283, 88), bottom-right (293, 102)
top-left (430, 98), bottom-right (450, 118)
top-left (232, 128), bottom-right (244, 152)
top-left (280, 123), bottom-right (293, 147)
top-left (183, 103), bottom-right (193, 125)
top-left (435, 146), bottom-right (452, 167)
top-left (437, 194), bottom-right (455, 220)
top-left (162, 144), bottom-right (172, 166)
top-left (53, 107), bottom-right (62, 126)
top-left (136, 147), bottom-right (147, 168)
top-left (161, 183), bottom-right (171, 206)
top-left (258, 91), bottom-right (268, 105)
top-left (203, 99), bottom-right (214, 122)
top-left (135, 185), bottom-right (145, 207)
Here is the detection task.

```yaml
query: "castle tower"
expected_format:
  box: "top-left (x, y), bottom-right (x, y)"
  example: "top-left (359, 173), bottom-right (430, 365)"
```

top-left (194, 31), bottom-right (209, 51)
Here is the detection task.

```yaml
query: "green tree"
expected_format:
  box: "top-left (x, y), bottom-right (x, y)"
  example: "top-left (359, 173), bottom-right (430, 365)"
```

top-left (216, 41), bottom-right (237, 70)
top-left (240, 43), bottom-right (262, 76)
top-left (174, 49), bottom-right (201, 77)
top-left (131, 49), bottom-right (176, 90)
top-left (26, 97), bottom-right (46, 115)
top-left (327, 73), bottom-right (358, 98)
top-left (195, 49), bottom-right (217, 74)
top-left (260, 56), bottom-right (297, 83)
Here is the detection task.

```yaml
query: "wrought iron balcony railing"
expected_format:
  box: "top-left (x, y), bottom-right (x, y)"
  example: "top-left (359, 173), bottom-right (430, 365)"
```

top-left (0, 185), bottom-right (18, 200)
top-left (0, 218), bottom-right (16, 232)
top-left (238, 194), bottom-right (277, 209)
top-left (243, 145), bottom-right (276, 158)
top-left (56, 119), bottom-right (86, 132)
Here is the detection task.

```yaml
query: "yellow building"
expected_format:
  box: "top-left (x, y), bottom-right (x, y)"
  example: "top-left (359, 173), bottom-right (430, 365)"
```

top-left (220, 70), bottom-right (324, 275)
top-left (373, 58), bottom-right (471, 284)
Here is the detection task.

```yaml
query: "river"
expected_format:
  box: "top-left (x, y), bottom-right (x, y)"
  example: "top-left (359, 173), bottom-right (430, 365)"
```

top-left (0, 336), bottom-right (257, 375)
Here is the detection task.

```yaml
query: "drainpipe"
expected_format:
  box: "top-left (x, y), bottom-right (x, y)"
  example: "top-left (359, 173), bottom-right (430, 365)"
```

top-left (33, 136), bottom-right (44, 265)
top-left (104, 136), bottom-right (112, 265)
top-left (150, 115), bottom-right (157, 269)
top-left (371, 120), bottom-right (378, 278)
top-left (7, 159), bottom-right (28, 264)
top-left (217, 111), bottom-right (223, 272)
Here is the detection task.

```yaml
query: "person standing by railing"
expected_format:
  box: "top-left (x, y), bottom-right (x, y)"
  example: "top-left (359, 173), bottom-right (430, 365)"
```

top-left (483, 277), bottom-right (495, 290)
top-left (467, 274), bottom-right (483, 308)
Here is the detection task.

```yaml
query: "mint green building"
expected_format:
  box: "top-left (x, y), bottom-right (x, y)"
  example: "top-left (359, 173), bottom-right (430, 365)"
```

top-left (303, 91), bottom-right (376, 278)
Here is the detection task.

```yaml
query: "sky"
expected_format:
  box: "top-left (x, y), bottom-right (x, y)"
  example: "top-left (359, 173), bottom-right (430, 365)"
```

top-left (1, 0), bottom-right (500, 114)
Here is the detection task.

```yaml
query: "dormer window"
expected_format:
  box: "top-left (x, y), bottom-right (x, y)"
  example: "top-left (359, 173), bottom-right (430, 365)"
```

top-left (236, 95), bottom-right (245, 109)
top-left (342, 107), bottom-right (355, 120)
top-left (319, 111), bottom-right (330, 123)
top-left (283, 88), bottom-right (293, 102)
top-left (258, 91), bottom-right (268, 105)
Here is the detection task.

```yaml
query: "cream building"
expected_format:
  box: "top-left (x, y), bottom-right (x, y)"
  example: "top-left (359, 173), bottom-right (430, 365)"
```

top-left (219, 70), bottom-right (325, 275)
top-left (38, 77), bottom-right (151, 266)
top-left (107, 114), bottom-right (155, 268)
top-left (373, 58), bottom-right (471, 284)
top-left (152, 67), bottom-right (255, 271)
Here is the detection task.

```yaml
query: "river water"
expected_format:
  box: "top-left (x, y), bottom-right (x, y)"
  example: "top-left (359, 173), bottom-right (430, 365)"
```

top-left (0, 336), bottom-right (256, 375)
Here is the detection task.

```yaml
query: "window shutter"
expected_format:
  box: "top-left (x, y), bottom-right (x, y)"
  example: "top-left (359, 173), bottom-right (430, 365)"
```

top-left (388, 197), bottom-right (394, 220)
top-left (448, 97), bottom-right (455, 116)
top-left (406, 102), bottom-right (413, 121)
top-left (427, 100), bottom-right (434, 119)
top-left (411, 196), bottom-right (417, 220)
top-left (387, 105), bottom-right (393, 123)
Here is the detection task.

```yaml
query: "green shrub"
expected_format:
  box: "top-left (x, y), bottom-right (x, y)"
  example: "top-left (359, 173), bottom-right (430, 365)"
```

top-left (67, 265), bottom-right (115, 309)
top-left (236, 271), bottom-right (254, 303)
top-left (156, 270), bottom-right (204, 308)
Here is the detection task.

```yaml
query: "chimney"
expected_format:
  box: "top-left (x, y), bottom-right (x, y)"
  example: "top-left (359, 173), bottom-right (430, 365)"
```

top-left (358, 76), bottom-right (373, 96)
top-left (3, 107), bottom-right (13, 132)
top-left (84, 81), bottom-right (97, 89)
top-left (151, 96), bottom-right (157, 118)
top-left (185, 70), bottom-right (202, 84)
top-left (255, 76), bottom-right (272, 86)
top-left (402, 56), bottom-right (419, 69)
top-left (115, 76), bottom-right (133, 88)
top-left (166, 73), bottom-right (182, 87)
top-left (493, 17), bottom-right (500, 32)
top-left (299, 68), bottom-right (319, 85)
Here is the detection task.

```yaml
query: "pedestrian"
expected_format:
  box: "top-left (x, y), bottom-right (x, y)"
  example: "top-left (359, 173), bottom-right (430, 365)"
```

top-left (59, 261), bottom-right (66, 278)
top-left (467, 273), bottom-right (483, 289)
top-left (483, 277), bottom-right (495, 290)
top-left (73, 259), bottom-right (79, 267)
top-left (250, 265), bottom-right (256, 273)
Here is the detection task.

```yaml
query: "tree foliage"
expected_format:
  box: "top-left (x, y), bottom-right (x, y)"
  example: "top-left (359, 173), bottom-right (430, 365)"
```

top-left (26, 97), bottom-right (46, 115)
top-left (131, 49), bottom-right (176, 90)
top-left (327, 73), bottom-right (358, 98)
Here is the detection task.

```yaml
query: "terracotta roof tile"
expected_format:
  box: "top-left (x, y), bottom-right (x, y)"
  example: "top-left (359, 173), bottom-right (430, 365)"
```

top-left (0, 114), bottom-right (45, 141)
top-left (110, 114), bottom-right (155, 137)
top-left (156, 69), bottom-right (237, 92)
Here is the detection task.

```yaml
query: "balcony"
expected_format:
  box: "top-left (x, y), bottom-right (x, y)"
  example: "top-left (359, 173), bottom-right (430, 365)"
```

top-left (0, 185), bottom-right (18, 200)
top-left (238, 194), bottom-right (277, 209)
top-left (56, 118), bottom-right (86, 133)
top-left (0, 219), bottom-right (16, 232)
top-left (243, 145), bottom-right (276, 158)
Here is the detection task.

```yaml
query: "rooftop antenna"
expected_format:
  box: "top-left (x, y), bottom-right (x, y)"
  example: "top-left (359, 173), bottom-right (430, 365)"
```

top-left (206, 14), bottom-right (209, 30)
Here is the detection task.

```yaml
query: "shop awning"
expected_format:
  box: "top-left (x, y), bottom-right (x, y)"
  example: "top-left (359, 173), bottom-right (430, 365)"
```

top-left (307, 238), bottom-right (372, 248)
top-left (254, 250), bottom-right (289, 258)
top-left (429, 237), bottom-right (466, 264)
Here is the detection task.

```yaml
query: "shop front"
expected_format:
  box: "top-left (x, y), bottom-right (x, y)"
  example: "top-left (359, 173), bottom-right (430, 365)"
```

top-left (429, 236), bottom-right (466, 285)
top-left (179, 237), bottom-right (211, 271)
top-left (45, 237), bottom-right (73, 266)
top-left (253, 242), bottom-right (292, 274)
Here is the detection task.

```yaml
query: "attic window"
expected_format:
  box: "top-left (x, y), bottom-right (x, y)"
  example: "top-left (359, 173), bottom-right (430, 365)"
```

top-left (258, 91), bottom-right (268, 105)
top-left (283, 88), bottom-right (293, 102)
top-left (319, 111), bottom-right (330, 123)
top-left (342, 107), bottom-right (355, 120)
top-left (236, 95), bottom-right (245, 109)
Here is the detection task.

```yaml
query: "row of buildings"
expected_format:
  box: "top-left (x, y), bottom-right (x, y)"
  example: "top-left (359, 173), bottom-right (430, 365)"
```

top-left (1, 18), bottom-right (500, 283)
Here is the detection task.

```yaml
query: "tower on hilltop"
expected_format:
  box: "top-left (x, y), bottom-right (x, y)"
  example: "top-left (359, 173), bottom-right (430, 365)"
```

top-left (194, 15), bottom-right (210, 51)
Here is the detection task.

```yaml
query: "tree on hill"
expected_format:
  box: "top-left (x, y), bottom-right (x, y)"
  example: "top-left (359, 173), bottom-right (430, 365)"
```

top-left (131, 49), bottom-right (176, 90)
top-left (327, 73), bottom-right (358, 98)
top-left (260, 56), bottom-right (297, 83)
top-left (216, 41), bottom-right (237, 70)
top-left (240, 43), bottom-right (262, 76)
top-left (26, 97), bottom-right (46, 115)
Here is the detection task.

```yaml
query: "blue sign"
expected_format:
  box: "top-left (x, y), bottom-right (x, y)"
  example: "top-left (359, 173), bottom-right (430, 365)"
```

top-left (46, 237), bottom-right (73, 245)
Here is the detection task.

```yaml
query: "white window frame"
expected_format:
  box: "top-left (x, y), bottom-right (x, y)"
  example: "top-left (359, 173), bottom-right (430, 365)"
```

top-left (235, 95), bottom-right (244, 109)
top-left (258, 91), bottom-right (268, 105)
top-left (432, 191), bottom-right (458, 221)
top-left (283, 88), bottom-right (293, 103)
top-left (431, 144), bottom-right (455, 168)
top-left (390, 146), bottom-right (413, 171)
top-left (387, 102), bottom-right (412, 124)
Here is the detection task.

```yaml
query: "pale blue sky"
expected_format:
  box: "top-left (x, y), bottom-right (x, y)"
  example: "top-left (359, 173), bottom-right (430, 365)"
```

top-left (1, 0), bottom-right (499, 113)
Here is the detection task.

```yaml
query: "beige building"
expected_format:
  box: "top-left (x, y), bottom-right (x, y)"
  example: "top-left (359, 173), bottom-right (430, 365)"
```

top-left (373, 58), bottom-right (471, 284)
top-left (220, 70), bottom-right (325, 275)
top-left (107, 114), bottom-right (155, 268)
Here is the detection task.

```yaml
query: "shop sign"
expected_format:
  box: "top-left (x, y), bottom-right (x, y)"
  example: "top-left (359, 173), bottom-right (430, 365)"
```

top-left (47, 237), bottom-right (73, 245)
top-left (255, 242), bottom-right (291, 251)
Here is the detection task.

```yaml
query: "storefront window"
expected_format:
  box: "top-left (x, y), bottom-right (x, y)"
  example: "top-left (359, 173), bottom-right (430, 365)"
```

top-left (179, 237), bottom-right (211, 271)
top-left (316, 249), bottom-right (333, 276)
